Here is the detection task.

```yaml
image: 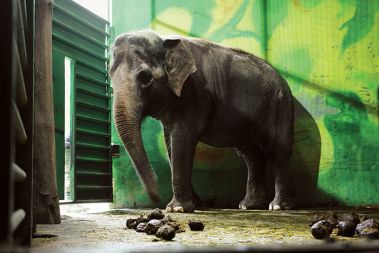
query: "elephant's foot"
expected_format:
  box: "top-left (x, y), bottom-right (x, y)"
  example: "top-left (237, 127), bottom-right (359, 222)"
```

top-left (269, 196), bottom-right (295, 211)
top-left (166, 197), bottom-right (195, 213)
top-left (239, 196), bottom-right (268, 210)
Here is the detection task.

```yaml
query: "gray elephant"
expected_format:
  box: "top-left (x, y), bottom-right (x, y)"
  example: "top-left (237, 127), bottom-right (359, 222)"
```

top-left (109, 30), bottom-right (295, 212)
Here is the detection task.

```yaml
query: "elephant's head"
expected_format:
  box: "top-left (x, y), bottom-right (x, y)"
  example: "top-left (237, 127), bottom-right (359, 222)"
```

top-left (109, 30), bottom-right (197, 202)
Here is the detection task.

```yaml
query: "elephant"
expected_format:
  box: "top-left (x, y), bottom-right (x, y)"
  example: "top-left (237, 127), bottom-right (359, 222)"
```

top-left (109, 30), bottom-right (295, 212)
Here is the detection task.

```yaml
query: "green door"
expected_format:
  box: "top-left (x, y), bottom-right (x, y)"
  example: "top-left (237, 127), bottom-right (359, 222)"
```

top-left (52, 0), bottom-right (112, 202)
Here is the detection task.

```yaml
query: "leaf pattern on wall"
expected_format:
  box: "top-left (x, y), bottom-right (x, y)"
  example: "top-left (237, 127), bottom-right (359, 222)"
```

top-left (267, 0), bottom-right (289, 38)
top-left (154, 0), bottom-right (216, 37)
top-left (340, 0), bottom-right (379, 54)
top-left (207, 0), bottom-right (261, 42)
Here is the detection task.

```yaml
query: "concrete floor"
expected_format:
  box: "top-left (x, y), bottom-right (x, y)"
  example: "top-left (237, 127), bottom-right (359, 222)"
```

top-left (31, 204), bottom-right (379, 252)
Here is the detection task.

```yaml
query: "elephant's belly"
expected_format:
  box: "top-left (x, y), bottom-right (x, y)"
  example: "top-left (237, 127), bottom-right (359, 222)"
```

top-left (199, 125), bottom-right (258, 148)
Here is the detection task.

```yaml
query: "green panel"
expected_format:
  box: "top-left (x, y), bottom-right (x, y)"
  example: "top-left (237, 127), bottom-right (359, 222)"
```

top-left (53, 50), bottom-right (66, 200)
top-left (54, 0), bottom-right (109, 30)
top-left (53, 0), bottom-right (111, 202)
top-left (53, 9), bottom-right (107, 45)
top-left (52, 37), bottom-right (106, 68)
top-left (112, 0), bottom-right (379, 208)
top-left (76, 90), bottom-right (109, 108)
top-left (76, 62), bottom-right (108, 83)
top-left (53, 20), bottom-right (106, 56)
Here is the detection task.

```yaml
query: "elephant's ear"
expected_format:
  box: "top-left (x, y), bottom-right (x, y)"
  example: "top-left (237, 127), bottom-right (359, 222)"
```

top-left (163, 38), bottom-right (197, 97)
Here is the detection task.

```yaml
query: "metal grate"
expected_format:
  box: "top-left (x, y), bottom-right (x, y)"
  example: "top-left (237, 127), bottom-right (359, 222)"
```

top-left (0, 0), bottom-right (34, 246)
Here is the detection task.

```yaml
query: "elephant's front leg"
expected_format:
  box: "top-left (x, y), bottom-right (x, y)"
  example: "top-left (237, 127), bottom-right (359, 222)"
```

top-left (165, 127), bottom-right (198, 213)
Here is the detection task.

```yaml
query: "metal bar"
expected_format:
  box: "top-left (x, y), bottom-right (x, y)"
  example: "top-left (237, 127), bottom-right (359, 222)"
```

top-left (53, 4), bottom-right (109, 36)
top-left (76, 114), bottom-right (110, 125)
top-left (52, 18), bottom-right (108, 49)
top-left (52, 33), bottom-right (107, 61)
top-left (76, 156), bottom-right (111, 163)
top-left (21, 0), bottom-right (28, 31)
top-left (0, 0), bottom-right (16, 241)
top-left (13, 163), bottom-right (26, 182)
top-left (76, 59), bottom-right (109, 75)
top-left (77, 86), bottom-right (110, 99)
top-left (15, 46), bottom-right (28, 106)
top-left (11, 209), bottom-right (26, 233)
top-left (76, 127), bottom-right (110, 137)
top-left (76, 100), bottom-right (110, 112)
top-left (13, 102), bottom-right (27, 144)
top-left (76, 171), bottom-right (111, 176)
top-left (14, 0), bottom-right (34, 245)
top-left (76, 185), bottom-right (111, 189)
top-left (17, 0), bottom-right (28, 66)
top-left (77, 142), bottom-right (110, 150)
top-left (76, 72), bottom-right (109, 86)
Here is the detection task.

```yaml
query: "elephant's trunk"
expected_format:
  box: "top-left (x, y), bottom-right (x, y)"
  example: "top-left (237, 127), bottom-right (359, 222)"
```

top-left (113, 94), bottom-right (159, 203)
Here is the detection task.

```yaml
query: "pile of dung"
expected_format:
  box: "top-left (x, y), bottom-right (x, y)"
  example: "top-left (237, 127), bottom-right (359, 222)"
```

top-left (310, 212), bottom-right (379, 240)
top-left (125, 208), bottom-right (205, 241)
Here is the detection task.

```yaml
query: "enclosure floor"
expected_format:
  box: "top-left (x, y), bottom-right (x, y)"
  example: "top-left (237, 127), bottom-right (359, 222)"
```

top-left (32, 205), bottom-right (379, 251)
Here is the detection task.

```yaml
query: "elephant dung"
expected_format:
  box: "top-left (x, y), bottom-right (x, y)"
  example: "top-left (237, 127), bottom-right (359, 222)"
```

top-left (356, 219), bottom-right (379, 239)
top-left (336, 220), bottom-right (356, 237)
top-left (360, 215), bottom-right (369, 223)
top-left (160, 215), bottom-right (174, 224)
top-left (188, 220), bottom-right (204, 231)
top-left (126, 215), bottom-right (147, 229)
top-left (145, 219), bottom-right (163, 235)
top-left (126, 218), bottom-right (137, 229)
top-left (156, 224), bottom-right (176, 241)
top-left (136, 222), bottom-right (147, 233)
top-left (339, 213), bottom-right (360, 225)
top-left (148, 208), bottom-right (165, 220)
top-left (166, 221), bottom-right (181, 232)
top-left (160, 215), bottom-right (181, 232)
top-left (310, 220), bottom-right (333, 239)
top-left (310, 212), bottom-right (338, 228)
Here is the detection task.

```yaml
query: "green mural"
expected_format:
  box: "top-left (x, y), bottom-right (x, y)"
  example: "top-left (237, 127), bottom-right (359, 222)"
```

top-left (266, 0), bottom-right (288, 38)
top-left (207, 0), bottom-right (261, 42)
top-left (111, 0), bottom-right (379, 208)
top-left (323, 91), bottom-right (379, 203)
top-left (340, 0), bottom-right (379, 54)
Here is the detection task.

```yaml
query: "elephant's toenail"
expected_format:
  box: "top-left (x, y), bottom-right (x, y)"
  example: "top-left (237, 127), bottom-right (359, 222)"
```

top-left (173, 207), bottom-right (184, 212)
top-left (273, 205), bottom-right (281, 210)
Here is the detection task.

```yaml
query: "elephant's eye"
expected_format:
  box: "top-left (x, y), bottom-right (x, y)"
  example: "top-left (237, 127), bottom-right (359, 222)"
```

top-left (137, 69), bottom-right (153, 87)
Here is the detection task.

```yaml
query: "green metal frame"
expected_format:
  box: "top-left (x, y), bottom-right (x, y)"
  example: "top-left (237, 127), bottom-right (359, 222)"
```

top-left (53, 51), bottom-right (66, 200)
top-left (52, 0), bottom-right (111, 202)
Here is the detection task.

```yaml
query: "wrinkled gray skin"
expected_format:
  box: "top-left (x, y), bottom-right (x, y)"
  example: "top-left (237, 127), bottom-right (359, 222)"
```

top-left (110, 30), bottom-right (295, 212)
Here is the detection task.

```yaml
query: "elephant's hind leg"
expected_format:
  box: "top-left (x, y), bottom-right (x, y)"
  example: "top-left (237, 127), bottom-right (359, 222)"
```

top-left (266, 154), bottom-right (296, 211)
top-left (265, 96), bottom-right (296, 210)
top-left (237, 146), bottom-right (268, 209)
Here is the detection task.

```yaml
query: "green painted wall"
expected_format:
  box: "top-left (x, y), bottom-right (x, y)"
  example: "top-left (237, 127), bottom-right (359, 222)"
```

top-left (111, 0), bottom-right (379, 208)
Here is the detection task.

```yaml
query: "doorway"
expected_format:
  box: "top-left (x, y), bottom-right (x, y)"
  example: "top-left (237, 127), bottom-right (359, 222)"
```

top-left (52, 0), bottom-right (112, 202)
